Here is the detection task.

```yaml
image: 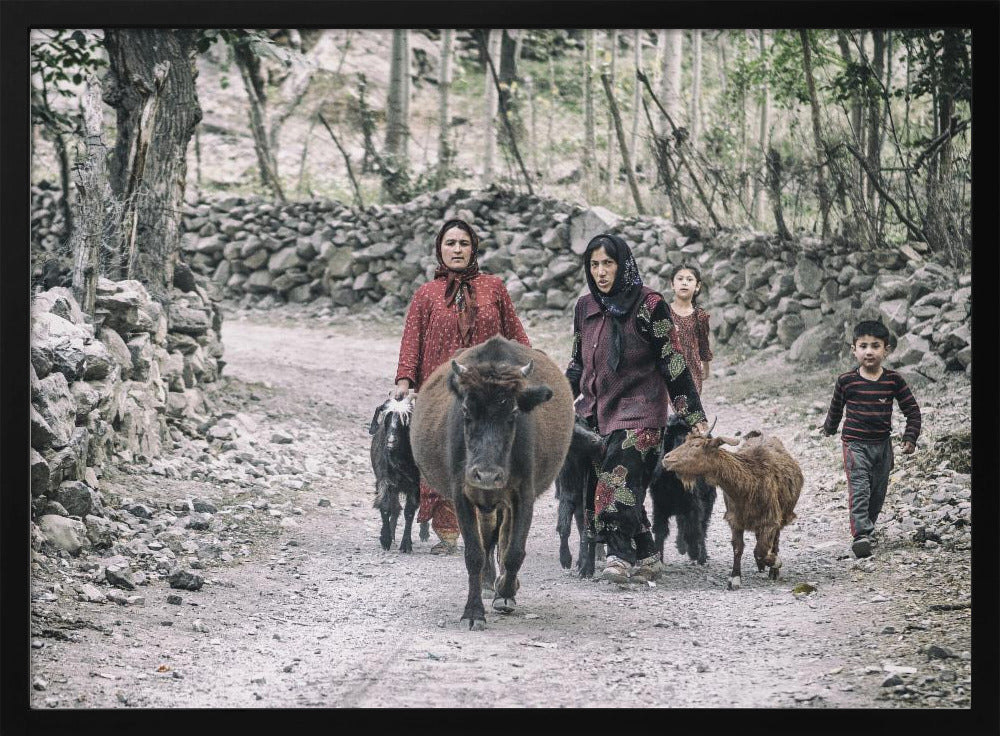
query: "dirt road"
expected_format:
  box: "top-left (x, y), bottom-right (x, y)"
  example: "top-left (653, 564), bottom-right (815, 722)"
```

top-left (29, 307), bottom-right (973, 711)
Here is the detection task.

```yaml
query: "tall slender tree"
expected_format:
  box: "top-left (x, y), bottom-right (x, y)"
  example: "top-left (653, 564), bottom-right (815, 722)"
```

top-left (436, 28), bottom-right (454, 188)
top-left (799, 29), bottom-right (832, 238)
top-left (383, 29), bottom-right (410, 201)
top-left (482, 29), bottom-right (502, 186)
top-left (583, 29), bottom-right (597, 196)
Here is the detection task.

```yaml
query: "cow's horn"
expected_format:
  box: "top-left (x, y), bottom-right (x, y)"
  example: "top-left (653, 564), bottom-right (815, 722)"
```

top-left (520, 360), bottom-right (533, 377)
top-left (451, 359), bottom-right (468, 376)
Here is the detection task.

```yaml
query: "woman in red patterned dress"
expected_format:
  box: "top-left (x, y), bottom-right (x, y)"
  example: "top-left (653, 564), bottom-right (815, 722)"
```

top-left (393, 219), bottom-right (531, 553)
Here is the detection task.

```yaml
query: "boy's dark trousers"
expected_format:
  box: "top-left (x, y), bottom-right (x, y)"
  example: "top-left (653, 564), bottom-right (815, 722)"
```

top-left (842, 438), bottom-right (894, 539)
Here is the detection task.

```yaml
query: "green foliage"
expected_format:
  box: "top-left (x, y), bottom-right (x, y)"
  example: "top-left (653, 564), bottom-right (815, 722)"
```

top-left (897, 29), bottom-right (972, 104)
top-left (30, 29), bottom-right (107, 134)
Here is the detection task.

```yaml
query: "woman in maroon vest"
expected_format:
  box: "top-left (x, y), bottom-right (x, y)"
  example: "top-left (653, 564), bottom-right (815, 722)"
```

top-left (566, 233), bottom-right (708, 583)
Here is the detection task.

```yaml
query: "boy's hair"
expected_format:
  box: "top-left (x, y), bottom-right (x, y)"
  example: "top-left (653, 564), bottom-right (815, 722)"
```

top-left (852, 320), bottom-right (892, 346)
top-left (668, 264), bottom-right (709, 306)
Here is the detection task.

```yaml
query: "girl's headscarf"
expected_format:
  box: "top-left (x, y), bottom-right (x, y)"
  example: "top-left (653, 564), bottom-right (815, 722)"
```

top-left (583, 233), bottom-right (644, 372)
top-left (433, 218), bottom-right (481, 347)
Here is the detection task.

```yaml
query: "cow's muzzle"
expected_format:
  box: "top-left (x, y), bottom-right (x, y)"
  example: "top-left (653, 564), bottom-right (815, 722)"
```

top-left (466, 465), bottom-right (508, 490)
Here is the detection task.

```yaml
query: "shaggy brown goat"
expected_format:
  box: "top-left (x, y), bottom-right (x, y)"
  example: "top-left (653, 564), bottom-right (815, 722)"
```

top-left (662, 429), bottom-right (802, 590)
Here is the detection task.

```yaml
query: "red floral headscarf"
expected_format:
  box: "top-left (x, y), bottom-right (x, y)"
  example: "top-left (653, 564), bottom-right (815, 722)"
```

top-left (433, 218), bottom-right (481, 346)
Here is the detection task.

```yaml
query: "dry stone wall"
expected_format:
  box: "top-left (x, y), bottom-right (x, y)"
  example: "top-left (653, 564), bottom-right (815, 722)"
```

top-left (30, 183), bottom-right (971, 390)
top-left (173, 187), bottom-right (970, 385)
top-left (30, 276), bottom-right (224, 527)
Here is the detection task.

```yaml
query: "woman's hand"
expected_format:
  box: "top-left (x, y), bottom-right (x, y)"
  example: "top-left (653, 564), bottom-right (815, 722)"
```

top-left (393, 379), bottom-right (411, 401)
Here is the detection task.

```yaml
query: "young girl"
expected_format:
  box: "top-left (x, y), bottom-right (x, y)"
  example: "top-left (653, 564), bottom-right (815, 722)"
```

top-left (667, 264), bottom-right (713, 396)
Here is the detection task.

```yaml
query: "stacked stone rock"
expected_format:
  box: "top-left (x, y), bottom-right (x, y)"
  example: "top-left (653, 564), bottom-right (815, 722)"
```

top-left (30, 185), bottom-right (971, 384)
top-left (30, 277), bottom-right (224, 540)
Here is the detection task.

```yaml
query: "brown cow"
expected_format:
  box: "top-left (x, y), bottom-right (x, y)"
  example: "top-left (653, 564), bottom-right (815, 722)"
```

top-left (410, 336), bottom-right (575, 630)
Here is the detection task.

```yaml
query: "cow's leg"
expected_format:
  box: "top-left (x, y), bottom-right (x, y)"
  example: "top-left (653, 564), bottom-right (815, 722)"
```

top-left (398, 486), bottom-right (419, 553)
top-left (419, 520), bottom-right (430, 541)
top-left (494, 494), bottom-right (533, 613)
top-left (556, 495), bottom-right (574, 569)
top-left (767, 528), bottom-right (782, 581)
top-left (478, 508), bottom-right (499, 597)
top-left (728, 526), bottom-right (745, 591)
top-left (454, 490), bottom-right (487, 630)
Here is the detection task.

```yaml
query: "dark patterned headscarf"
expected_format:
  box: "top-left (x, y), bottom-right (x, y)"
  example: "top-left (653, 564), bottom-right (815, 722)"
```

top-left (433, 218), bottom-right (481, 347)
top-left (583, 233), bottom-right (644, 372)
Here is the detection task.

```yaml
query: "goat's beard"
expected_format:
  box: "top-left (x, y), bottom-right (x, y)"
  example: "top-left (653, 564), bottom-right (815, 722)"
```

top-left (676, 473), bottom-right (700, 492)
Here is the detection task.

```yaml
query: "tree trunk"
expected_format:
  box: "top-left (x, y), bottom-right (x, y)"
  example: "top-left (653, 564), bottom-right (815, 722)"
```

top-left (384, 29), bottom-right (411, 201)
top-left (867, 29), bottom-right (885, 209)
top-left (690, 29), bottom-right (703, 150)
top-left (70, 78), bottom-right (109, 318)
top-left (583, 29), bottom-right (596, 196)
top-left (605, 30), bottom-right (618, 196)
top-left (233, 39), bottom-right (286, 202)
top-left (629, 29), bottom-right (643, 172)
top-left (103, 28), bottom-right (202, 293)
top-left (765, 147), bottom-right (792, 241)
top-left (296, 111), bottom-right (318, 196)
top-left (526, 75), bottom-right (537, 177)
top-left (53, 131), bottom-right (74, 238)
top-left (436, 28), bottom-right (453, 188)
top-left (546, 55), bottom-right (556, 180)
top-left (753, 30), bottom-right (770, 225)
top-left (482, 30), bottom-right (501, 186)
top-left (799, 30), bottom-right (832, 238)
top-left (600, 72), bottom-right (644, 215)
top-left (661, 30), bottom-right (683, 134)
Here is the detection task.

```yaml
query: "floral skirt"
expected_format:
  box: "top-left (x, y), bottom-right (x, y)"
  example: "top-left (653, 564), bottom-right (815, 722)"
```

top-left (416, 479), bottom-right (459, 540)
top-left (586, 425), bottom-right (663, 565)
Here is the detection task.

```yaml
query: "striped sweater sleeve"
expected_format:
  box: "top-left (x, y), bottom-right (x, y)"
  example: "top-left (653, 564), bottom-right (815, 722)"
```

top-left (823, 374), bottom-right (847, 435)
top-left (894, 374), bottom-right (922, 445)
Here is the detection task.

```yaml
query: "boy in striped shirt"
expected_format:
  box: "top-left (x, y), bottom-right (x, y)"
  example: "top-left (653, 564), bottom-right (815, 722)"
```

top-left (822, 320), bottom-right (922, 559)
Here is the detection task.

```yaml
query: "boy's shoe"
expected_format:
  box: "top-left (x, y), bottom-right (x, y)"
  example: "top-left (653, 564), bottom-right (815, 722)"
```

top-left (851, 535), bottom-right (873, 559)
top-left (630, 555), bottom-right (663, 583)
top-left (600, 555), bottom-right (633, 583)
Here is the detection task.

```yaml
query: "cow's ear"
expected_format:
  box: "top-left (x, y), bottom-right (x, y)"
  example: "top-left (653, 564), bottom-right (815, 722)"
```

top-left (517, 385), bottom-right (553, 412)
top-left (369, 407), bottom-right (383, 435)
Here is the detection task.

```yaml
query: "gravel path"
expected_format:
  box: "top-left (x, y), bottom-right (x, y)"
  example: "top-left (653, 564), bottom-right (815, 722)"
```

top-left (29, 305), bottom-right (974, 712)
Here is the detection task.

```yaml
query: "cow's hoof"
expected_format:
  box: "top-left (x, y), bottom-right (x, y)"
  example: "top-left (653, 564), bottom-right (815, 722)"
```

top-left (559, 554), bottom-right (572, 569)
top-left (399, 539), bottom-right (412, 553)
top-left (418, 522), bottom-right (430, 542)
top-left (768, 566), bottom-right (780, 581)
top-left (492, 597), bottom-right (516, 614)
top-left (467, 618), bottom-right (486, 631)
top-left (727, 576), bottom-right (742, 591)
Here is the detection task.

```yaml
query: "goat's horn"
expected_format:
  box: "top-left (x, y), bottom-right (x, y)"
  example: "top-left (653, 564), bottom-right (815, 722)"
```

top-left (451, 359), bottom-right (468, 376)
top-left (707, 416), bottom-right (718, 435)
top-left (520, 360), bottom-right (533, 377)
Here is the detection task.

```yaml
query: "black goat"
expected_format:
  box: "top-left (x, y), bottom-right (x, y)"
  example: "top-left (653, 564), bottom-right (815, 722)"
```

top-left (554, 416), bottom-right (605, 577)
top-left (649, 414), bottom-right (717, 565)
top-left (369, 396), bottom-right (422, 552)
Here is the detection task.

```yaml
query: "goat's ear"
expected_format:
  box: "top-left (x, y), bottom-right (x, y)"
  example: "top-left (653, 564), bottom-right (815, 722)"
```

top-left (447, 369), bottom-right (463, 397)
top-left (517, 385), bottom-right (553, 413)
top-left (708, 437), bottom-right (726, 447)
top-left (369, 406), bottom-right (384, 435)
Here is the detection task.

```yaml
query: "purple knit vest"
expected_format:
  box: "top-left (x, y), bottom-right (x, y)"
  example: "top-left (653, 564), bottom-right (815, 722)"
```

top-left (574, 287), bottom-right (670, 434)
